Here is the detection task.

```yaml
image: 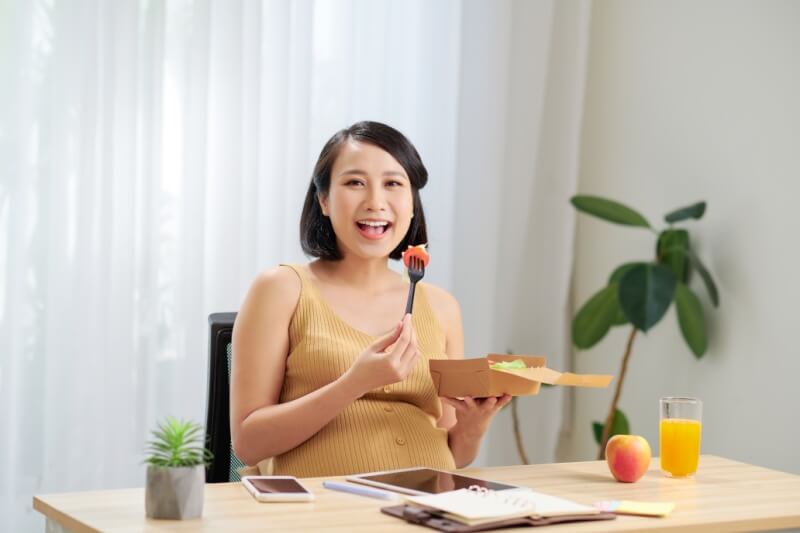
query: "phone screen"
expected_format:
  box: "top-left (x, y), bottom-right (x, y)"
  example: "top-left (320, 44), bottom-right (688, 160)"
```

top-left (249, 478), bottom-right (309, 494)
top-left (357, 468), bottom-right (517, 493)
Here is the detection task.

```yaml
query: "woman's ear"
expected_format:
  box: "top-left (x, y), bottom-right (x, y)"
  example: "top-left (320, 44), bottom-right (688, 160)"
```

top-left (318, 193), bottom-right (329, 217)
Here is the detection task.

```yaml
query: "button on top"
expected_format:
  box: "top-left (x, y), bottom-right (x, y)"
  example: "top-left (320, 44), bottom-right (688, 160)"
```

top-left (383, 386), bottom-right (391, 393)
top-left (395, 437), bottom-right (406, 446)
top-left (384, 405), bottom-right (394, 412)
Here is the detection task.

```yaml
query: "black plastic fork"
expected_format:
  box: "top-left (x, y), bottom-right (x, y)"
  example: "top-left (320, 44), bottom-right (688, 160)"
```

top-left (404, 255), bottom-right (426, 314)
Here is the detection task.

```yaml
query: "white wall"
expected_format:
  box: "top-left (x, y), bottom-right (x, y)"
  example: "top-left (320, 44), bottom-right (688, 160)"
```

top-left (565, 0), bottom-right (800, 474)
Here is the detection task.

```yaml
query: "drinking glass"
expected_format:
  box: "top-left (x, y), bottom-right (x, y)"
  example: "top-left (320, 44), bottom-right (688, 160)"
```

top-left (659, 397), bottom-right (702, 477)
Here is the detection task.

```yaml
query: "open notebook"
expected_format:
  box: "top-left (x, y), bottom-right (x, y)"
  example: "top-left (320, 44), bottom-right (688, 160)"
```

top-left (403, 486), bottom-right (601, 527)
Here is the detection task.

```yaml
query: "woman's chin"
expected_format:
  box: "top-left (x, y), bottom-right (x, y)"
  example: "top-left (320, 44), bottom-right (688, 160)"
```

top-left (344, 240), bottom-right (399, 260)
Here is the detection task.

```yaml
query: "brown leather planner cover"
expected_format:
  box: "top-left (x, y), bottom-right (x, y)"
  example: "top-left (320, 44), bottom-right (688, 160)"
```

top-left (381, 504), bottom-right (616, 532)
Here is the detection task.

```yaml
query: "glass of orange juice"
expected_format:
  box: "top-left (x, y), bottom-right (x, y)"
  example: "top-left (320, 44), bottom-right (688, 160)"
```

top-left (659, 397), bottom-right (702, 477)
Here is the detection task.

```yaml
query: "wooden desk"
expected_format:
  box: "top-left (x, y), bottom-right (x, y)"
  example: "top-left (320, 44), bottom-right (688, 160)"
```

top-left (33, 455), bottom-right (800, 532)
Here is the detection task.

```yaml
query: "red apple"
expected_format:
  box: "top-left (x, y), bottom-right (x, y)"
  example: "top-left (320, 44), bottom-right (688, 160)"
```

top-left (605, 434), bottom-right (651, 483)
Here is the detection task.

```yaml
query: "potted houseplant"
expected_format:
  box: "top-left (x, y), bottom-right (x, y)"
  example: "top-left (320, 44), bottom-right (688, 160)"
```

top-left (508, 197), bottom-right (719, 464)
top-left (144, 417), bottom-right (213, 520)
top-left (570, 196), bottom-right (719, 458)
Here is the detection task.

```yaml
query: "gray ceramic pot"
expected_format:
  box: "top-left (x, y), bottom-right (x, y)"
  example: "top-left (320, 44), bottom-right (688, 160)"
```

top-left (145, 465), bottom-right (204, 520)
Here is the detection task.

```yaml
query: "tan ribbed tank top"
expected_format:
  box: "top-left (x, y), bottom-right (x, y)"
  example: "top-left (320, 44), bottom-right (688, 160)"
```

top-left (263, 263), bottom-right (456, 477)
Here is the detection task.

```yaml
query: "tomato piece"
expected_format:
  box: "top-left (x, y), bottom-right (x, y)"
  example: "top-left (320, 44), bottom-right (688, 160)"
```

top-left (402, 244), bottom-right (430, 268)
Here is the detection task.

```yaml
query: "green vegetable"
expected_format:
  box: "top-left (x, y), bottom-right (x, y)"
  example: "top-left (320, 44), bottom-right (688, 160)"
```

top-left (489, 359), bottom-right (527, 370)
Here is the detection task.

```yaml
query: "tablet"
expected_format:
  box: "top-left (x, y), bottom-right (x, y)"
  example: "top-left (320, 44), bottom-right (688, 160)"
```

top-left (346, 467), bottom-right (522, 496)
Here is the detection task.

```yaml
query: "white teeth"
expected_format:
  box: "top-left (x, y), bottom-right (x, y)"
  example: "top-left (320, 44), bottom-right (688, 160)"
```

top-left (358, 220), bottom-right (389, 227)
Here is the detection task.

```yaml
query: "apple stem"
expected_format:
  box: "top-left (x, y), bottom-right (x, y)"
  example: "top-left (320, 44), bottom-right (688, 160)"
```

top-left (597, 326), bottom-right (638, 460)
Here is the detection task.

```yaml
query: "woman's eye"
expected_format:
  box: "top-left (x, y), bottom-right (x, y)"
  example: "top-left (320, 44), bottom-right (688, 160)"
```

top-left (386, 180), bottom-right (403, 187)
top-left (345, 180), bottom-right (364, 186)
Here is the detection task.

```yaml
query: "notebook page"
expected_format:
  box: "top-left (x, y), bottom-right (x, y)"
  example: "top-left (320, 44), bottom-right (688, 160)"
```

top-left (502, 489), bottom-right (600, 517)
top-left (404, 488), bottom-right (536, 522)
top-left (405, 487), bottom-right (600, 523)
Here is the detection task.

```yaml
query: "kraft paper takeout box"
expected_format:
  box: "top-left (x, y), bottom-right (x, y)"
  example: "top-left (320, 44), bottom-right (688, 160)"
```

top-left (429, 354), bottom-right (613, 398)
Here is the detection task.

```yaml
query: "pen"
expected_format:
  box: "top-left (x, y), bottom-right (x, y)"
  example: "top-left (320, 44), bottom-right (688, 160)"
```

top-left (322, 481), bottom-right (400, 501)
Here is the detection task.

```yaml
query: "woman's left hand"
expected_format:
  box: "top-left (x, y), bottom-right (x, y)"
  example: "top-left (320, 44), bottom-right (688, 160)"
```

top-left (440, 394), bottom-right (512, 436)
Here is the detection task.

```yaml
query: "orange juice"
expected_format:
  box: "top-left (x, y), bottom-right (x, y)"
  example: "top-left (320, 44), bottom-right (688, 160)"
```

top-left (660, 418), bottom-right (701, 477)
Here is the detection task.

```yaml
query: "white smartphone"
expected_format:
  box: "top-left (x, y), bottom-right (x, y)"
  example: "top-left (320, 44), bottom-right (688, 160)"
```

top-left (241, 475), bottom-right (315, 502)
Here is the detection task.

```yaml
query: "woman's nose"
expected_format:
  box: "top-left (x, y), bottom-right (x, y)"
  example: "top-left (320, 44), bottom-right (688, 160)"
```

top-left (365, 185), bottom-right (387, 210)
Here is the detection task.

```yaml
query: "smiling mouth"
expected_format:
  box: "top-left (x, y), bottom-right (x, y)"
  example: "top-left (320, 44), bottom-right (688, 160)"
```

top-left (355, 221), bottom-right (392, 238)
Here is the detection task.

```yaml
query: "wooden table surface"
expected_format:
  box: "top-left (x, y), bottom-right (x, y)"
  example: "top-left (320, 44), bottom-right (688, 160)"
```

top-left (33, 455), bottom-right (800, 532)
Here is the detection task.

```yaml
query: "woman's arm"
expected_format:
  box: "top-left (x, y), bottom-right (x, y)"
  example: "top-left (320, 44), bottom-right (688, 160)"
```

top-left (428, 286), bottom-right (510, 468)
top-left (230, 267), bottom-right (354, 465)
top-left (230, 267), bottom-right (418, 466)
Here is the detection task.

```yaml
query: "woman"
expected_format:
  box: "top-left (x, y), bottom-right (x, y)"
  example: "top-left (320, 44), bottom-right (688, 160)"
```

top-left (231, 121), bottom-right (510, 477)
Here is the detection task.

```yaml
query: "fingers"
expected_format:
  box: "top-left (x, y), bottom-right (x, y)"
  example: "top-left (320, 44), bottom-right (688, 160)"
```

top-left (441, 395), bottom-right (512, 414)
top-left (478, 395), bottom-right (513, 412)
top-left (463, 396), bottom-right (479, 409)
top-left (377, 315), bottom-right (415, 383)
top-left (497, 394), bottom-right (513, 409)
top-left (387, 314), bottom-right (412, 357)
top-left (398, 342), bottom-right (419, 373)
top-left (370, 316), bottom-right (406, 352)
top-left (481, 397), bottom-right (498, 410)
top-left (440, 397), bottom-right (467, 413)
top-left (391, 314), bottom-right (413, 355)
top-left (398, 320), bottom-right (420, 368)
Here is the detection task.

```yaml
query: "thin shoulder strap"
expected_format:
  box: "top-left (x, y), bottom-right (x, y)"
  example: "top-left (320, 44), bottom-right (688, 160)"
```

top-left (279, 263), bottom-right (310, 291)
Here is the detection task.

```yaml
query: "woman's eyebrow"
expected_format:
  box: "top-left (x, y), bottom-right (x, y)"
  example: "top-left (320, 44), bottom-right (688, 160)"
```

top-left (338, 169), bottom-right (407, 178)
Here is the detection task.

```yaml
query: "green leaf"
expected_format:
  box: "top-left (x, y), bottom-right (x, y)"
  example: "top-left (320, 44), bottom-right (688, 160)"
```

top-left (608, 262), bottom-right (643, 284)
top-left (592, 409), bottom-right (630, 445)
top-left (610, 295), bottom-right (628, 326)
top-left (665, 201), bottom-right (706, 224)
top-left (618, 263), bottom-right (677, 332)
top-left (571, 196), bottom-right (651, 228)
top-left (572, 285), bottom-right (619, 349)
top-left (657, 229), bottom-right (690, 282)
top-left (685, 248), bottom-right (719, 307)
top-left (608, 263), bottom-right (643, 326)
top-left (675, 282), bottom-right (708, 358)
top-left (144, 418), bottom-right (213, 468)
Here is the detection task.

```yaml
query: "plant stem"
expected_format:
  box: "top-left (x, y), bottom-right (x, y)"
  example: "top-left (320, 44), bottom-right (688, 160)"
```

top-left (597, 326), bottom-right (638, 460)
top-left (511, 397), bottom-right (529, 465)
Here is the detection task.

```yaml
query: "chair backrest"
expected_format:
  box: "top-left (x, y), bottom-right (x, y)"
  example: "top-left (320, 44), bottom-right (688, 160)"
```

top-left (204, 312), bottom-right (246, 483)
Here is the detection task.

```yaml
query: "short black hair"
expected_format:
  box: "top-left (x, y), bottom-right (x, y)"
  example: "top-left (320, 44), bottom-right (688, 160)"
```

top-left (300, 121), bottom-right (429, 261)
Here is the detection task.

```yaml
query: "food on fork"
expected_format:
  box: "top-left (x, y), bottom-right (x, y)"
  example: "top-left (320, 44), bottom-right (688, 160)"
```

top-left (402, 244), bottom-right (430, 268)
top-left (403, 244), bottom-right (428, 314)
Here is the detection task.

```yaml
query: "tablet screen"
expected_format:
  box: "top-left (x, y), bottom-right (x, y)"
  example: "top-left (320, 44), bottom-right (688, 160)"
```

top-left (348, 468), bottom-right (519, 495)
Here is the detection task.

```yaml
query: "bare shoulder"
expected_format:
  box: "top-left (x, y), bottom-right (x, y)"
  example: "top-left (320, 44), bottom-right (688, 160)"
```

top-left (235, 265), bottom-right (302, 328)
top-left (250, 265), bottom-right (302, 301)
top-left (419, 282), bottom-right (462, 331)
top-left (230, 265), bottom-right (302, 446)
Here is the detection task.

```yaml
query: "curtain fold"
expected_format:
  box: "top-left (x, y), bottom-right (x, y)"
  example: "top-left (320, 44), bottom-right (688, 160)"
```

top-left (450, 0), bottom-right (591, 466)
top-left (0, 1), bottom-right (589, 530)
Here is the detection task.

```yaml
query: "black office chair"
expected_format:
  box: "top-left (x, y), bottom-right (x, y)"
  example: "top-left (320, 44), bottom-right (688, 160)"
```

top-left (204, 312), bottom-right (247, 483)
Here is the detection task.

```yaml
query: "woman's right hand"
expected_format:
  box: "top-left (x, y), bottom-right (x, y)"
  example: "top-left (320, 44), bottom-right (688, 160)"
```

top-left (344, 313), bottom-right (420, 397)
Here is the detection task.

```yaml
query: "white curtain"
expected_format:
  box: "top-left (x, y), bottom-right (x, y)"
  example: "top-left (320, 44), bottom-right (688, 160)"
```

top-left (0, 1), bottom-right (589, 530)
top-left (450, 0), bottom-right (591, 467)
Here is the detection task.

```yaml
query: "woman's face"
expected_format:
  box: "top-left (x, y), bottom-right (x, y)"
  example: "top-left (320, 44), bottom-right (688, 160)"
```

top-left (319, 140), bottom-right (414, 261)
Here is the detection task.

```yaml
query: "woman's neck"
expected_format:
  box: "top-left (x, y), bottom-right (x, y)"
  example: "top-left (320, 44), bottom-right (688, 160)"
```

top-left (311, 255), bottom-right (399, 290)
